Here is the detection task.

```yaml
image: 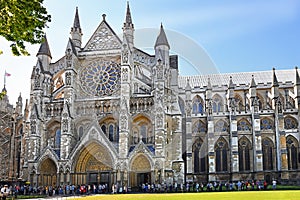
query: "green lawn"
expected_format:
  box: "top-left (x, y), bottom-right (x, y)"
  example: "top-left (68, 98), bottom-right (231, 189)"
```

top-left (72, 190), bottom-right (300, 200)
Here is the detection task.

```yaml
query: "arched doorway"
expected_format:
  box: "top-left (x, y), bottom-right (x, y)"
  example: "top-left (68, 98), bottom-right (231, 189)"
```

top-left (130, 153), bottom-right (152, 188)
top-left (39, 158), bottom-right (57, 186)
top-left (73, 142), bottom-right (114, 186)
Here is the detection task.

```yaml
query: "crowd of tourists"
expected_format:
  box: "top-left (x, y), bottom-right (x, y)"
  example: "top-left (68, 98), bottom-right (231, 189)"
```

top-left (0, 179), bottom-right (277, 198)
top-left (135, 179), bottom-right (277, 193)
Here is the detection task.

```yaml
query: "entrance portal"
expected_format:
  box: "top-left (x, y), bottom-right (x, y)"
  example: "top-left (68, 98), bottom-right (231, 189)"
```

top-left (38, 158), bottom-right (57, 186)
top-left (130, 153), bottom-right (152, 188)
top-left (137, 172), bottom-right (151, 185)
top-left (74, 142), bottom-right (113, 187)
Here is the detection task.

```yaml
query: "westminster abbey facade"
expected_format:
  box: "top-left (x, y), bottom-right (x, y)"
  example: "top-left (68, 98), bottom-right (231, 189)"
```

top-left (1, 3), bottom-right (300, 188)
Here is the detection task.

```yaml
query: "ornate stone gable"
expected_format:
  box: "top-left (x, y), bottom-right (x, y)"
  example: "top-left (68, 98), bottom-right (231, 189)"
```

top-left (83, 15), bottom-right (122, 52)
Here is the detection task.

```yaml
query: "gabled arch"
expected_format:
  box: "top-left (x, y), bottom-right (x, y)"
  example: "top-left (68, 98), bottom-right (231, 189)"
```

top-left (129, 152), bottom-right (154, 172)
top-left (192, 95), bottom-right (204, 114)
top-left (73, 141), bottom-right (114, 172)
top-left (69, 123), bottom-right (118, 171)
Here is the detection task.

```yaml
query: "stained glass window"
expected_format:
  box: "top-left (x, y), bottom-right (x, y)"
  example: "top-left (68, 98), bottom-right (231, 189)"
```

top-left (262, 138), bottom-right (274, 170)
top-left (215, 138), bottom-right (228, 172)
top-left (193, 139), bottom-right (207, 173)
top-left (80, 60), bottom-right (121, 96)
top-left (192, 96), bottom-right (204, 114)
top-left (284, 117), bottom-right (298, 129)
top-left (192, 120), bottom-right (207, 133)
top-left (239, 138), bottom-right (251, 171)
top-left (212, 95), bottom-right (223, 113)
top-left (215, 120), bottom-right (228, 132)
top-left (286, 136), bottom-right (298, 170)
top-left (237, 119), bottom-right (251, 131)
top-left (261, 118), bottom-right (273, 130)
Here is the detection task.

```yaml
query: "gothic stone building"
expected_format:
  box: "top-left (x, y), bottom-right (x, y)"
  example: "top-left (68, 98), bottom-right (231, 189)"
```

top-left (3, 4), bottom-right (300, 187)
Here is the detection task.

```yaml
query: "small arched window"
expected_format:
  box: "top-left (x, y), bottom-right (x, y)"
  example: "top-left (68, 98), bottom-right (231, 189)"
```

top-left (212, 94), bottom-right (223, 113)
top-left (284, 117), bottom-right (298, 129)
top-left (215, 120), bottom-right (228, 132)
top-left (237, 119), bottom-right (251, 131)
top-left (192, 96), bottom-right (204, 114)
top-left (261, 118), bottom-right (274, 130)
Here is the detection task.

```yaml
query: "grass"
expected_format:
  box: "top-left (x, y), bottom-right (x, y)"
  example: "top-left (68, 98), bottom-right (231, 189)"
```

top-left (71, 190), bottom-right (300, 200)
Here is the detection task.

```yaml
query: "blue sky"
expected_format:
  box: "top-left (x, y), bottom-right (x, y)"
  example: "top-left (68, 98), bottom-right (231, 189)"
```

top-left (0, 0), bottom-right (300, 104)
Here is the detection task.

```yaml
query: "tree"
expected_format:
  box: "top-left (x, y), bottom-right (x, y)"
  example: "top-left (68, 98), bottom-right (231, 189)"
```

top-left (0, 0), bottom-right (51, 56)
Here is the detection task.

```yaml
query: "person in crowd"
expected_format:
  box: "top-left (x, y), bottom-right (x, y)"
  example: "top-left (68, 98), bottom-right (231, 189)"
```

top-left (1, 185), bottom-right (10, 200)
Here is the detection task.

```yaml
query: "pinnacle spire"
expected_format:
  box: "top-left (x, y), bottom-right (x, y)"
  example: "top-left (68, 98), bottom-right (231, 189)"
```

top-left (250, 75), bottom-right (256, 88)
top-left (125, 2), bottom-right (132, 25)
top-left (272, 68), bottom-right (279, 87)
top-left (295, 66), bottom-right (300, 85)
top-left (36, 35), bottom-right (52, 59)
top-left (207, 77), bottom-right (212, 89)
top-left (123, 2), bottom-right (134, 29)
top-left (73, 7), bottom-right (81, 29)
top-left (155, 23), bottom-right (170, 49)
top-left (228, 76), bottom-right (234, 89)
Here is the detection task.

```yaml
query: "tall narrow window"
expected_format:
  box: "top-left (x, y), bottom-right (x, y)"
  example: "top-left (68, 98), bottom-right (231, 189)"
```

top-left (212, 94), bottom-right (223, 113)
top-left (238, 138), bottom-right (251, 171)
top-left (192, 96), bottom-right (204, 114)
top-left (54, 129), bottom-right (61, 157)
top-left (262, 138), bottom-right (274, 170)
top-left (109, 124), bottom-right (114, 141)
top-left (193, 139), bottom-right (207, 173)
top-left (141, 125), bottom-right (147, 143)
top-left (79, 126), bottom-right (84, 139)
top-left (286, 136), bottom-right (299, 170)
top-left (215, 138), bottom-right (228, 172)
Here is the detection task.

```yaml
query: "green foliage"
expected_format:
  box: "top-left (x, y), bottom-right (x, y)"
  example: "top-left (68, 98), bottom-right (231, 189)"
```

top-left (0, 91), bottom-right (5, 99)
top-left (0, 0), bottom-right (51, 56)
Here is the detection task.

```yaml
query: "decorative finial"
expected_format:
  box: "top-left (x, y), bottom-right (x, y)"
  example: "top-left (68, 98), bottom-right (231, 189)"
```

top-left (102, 14), bottom-right (106, 21)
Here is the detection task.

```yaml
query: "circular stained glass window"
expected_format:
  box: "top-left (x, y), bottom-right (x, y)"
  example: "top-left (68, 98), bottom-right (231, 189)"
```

top-left (80, 60), bottom-right (121, 96)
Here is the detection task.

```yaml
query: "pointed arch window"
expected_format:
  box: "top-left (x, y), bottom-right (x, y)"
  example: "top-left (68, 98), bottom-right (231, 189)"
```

top-left (261, 118), bottom-right (274, 130)
top-left (54, 129), bottom-right (61, 157)
top-left (109, 124), bottom-right (114, 141)
top-left (212, 95), bottom-right (223, 113)
top-left (284, 117), bottom-right (298, 129)
top-left (215, 120), bottom-right (228, 132)
top-left (262, 138), bottom-right (274, 170)
top-left (192, 96), bottom-right (204, 114)
top-left (237, 119), bottom-right (251, 131)
top-left (192, 120), bottom-right (207, 133)
top-left (286, 136), bottom-right (299, 170)
top-left (193, 138), bottom-right (207, 173)
top-left (215, 138), bottom-right (228, 172)
top-left (238, 138), bottom-right (251, 171)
